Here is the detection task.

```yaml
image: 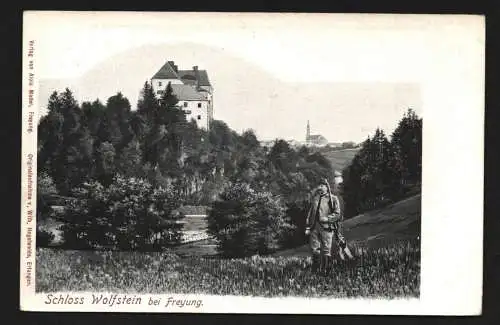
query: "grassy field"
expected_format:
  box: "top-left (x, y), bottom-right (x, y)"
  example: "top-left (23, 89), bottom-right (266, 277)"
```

top-left (36, 239), bottom-right (419, 298)
top-left (319, 148), bottom-right (359, 172)
top-left (36, 193), bottom-right (420, 298)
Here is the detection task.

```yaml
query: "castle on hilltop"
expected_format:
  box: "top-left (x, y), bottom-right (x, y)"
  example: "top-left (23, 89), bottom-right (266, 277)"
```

top-left (151, 60), bottom-right (214, 130)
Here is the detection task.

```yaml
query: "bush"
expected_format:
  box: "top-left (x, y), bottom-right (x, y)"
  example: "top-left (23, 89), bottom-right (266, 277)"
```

top-left (37, 172), bottom-right (58, 221)
top-left (207, 183), bottom-right (294, 258)
top-left (61, 175), bottom-right (184, 251)
top-left (282, 200), bottom-right (309, 248)
top-left (36, 228), bottom-right (55, 247)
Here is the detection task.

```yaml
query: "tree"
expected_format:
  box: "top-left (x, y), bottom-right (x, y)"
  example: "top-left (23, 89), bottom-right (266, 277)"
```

top-left (368, 128), bottom-right (392, 204)
top-left (81, 99), bottom-right (105, 138)
top-left (268, 139), bottom-right (298, 173)
top-left (241, 129), bottom-right (260, 150)
top-left (209, 120), bottom-right (236, 151)
top-left (38, 91), bottom-right (64, 174)
top-left (137, 81), bottom-right (160, 123)
top-left (116, 137), bottom-right (144, 178)
top-left (105, 92), bottom-right (133, 153)
top-left (391, 108), bottom-right (422, 186)
top-left (159, 82), bottom-right (187, 170)
top-left (94, 141), bottom-right (116, 185)
top-left (36, 172), bottom-right (58, 222)
top-left (207, 182), bottom-right (292, 257)
top-left (342, 110), bottom-right (423, 218)
top-left (343, 135), bottom-right (378, 217)
top-left (62, 176), bottom-right (184, 251)
top-left (43, 89), bottom-right (93, 194)
top-left (160, 82), bottom-right (180, 109)
top-left (142, 81), bottom-right (186, 172)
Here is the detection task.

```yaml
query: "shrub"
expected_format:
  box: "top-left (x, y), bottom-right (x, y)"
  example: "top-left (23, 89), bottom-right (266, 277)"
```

top-left (37, 172), bottom-right (58, 221)
top-left (207, 183), bottom-right (293, 257)
top-left (36, 228), bottom-right (55, 247)
top-left (282, 200), bottom-right (309, 248)
top-left (61, 175), bottom-right (184, 251)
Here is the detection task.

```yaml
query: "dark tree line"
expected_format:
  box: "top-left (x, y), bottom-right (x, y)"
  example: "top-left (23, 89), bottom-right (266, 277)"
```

top-left (37, 83), bottom-right (192, 250)
top-left (37, 81), bottom-right (420, 254)
top-left (37, 83), bottom-right (334, 253)
top-left (342, 109), bottom-right (422, 218)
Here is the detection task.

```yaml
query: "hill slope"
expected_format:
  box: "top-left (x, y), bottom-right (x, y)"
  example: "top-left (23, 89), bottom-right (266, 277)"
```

top-left (275, 193), bottom-right (421, 257)
top-left (317, 148), bottom-right (359, 172)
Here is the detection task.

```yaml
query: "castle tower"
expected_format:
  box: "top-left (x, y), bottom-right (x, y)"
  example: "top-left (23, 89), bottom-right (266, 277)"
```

top-left (151, 60), bottom-right (213, 130)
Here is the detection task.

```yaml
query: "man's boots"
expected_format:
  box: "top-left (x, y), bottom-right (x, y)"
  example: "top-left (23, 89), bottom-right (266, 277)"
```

top-left (311, 254), bottom-right (320, 273)
top-left (324, 255), bottom-right (333, 275)
top-left (317, 255), bottom-right (331, 276)
top-left (318, 255), bottom-right (330, 276)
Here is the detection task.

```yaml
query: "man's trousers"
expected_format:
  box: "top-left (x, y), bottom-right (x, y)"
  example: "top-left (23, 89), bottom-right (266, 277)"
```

top-left (309, 223), bottom-right (334, 256)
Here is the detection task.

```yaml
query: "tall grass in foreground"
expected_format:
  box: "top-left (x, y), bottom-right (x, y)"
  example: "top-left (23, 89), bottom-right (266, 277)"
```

top-left (36, 240), bottom-right (419, 298)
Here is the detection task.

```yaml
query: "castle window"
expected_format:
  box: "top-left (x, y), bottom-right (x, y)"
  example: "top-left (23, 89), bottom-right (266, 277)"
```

top-left (197, 115), bottom-right (201, 120)
top-left (158, 81), bottom-right (162, 87)
top-left (183, 102), bottom-right (188, 107)
top-left (197, 102), bottom-right (202, 108)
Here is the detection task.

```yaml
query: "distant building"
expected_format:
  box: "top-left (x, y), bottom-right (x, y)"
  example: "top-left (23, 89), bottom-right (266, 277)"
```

top-left (306, 120), bottom-right (328, 146)
top-left (327, 142), bottom-right (343, 148)
top-left (151, 60), bottom-right (214, 130)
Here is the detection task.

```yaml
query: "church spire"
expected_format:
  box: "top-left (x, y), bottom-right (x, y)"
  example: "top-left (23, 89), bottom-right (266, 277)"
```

top-left (306, 120), bottom-right (311, 144)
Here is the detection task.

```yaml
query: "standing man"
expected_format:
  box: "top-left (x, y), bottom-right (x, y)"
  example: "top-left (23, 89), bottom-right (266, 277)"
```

top-left (305, 178), bottom-right (342, 275)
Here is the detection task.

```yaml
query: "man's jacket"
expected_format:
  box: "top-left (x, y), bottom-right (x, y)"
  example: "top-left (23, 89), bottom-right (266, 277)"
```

top-left (305, 189), bottom-right (342, 230)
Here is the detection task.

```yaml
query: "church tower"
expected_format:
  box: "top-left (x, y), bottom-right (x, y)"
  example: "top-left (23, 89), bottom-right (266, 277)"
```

top-left (306, 120), bottom-right (311, 144)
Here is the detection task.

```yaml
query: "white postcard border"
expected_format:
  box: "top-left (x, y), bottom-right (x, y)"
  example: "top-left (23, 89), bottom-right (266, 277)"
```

top-left (20, 12), bottom-right (485, 315)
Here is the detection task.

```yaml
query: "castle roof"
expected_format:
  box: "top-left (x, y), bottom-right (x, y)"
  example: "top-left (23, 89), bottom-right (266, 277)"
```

top-left (171, 84), bottom-right (209, 101)
top-left (152, 61), bottom-right (180, 79)
top-left (152, 61), bottom-right (212, 87)
top-left (178, 70), bottom-right (212, 87)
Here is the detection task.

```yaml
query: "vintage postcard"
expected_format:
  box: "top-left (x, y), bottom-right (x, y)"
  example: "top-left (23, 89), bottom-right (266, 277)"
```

top-left (20, 12), bottom-right (484, 315)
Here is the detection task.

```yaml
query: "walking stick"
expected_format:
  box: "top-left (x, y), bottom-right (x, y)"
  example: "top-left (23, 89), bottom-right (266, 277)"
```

top-left (324, 178), bottom-right (354, 260)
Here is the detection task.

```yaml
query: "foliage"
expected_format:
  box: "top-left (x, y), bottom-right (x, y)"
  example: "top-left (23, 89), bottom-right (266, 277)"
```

top-left (38, 89), bottom-right (94, 194)
top-left (94, 141), bottom-right (116, 186)
top-left (342, 109), bottom-right (422, 218)
top-left (36, 228), bottom-right (55, 248)
top-left (207, 183), bottom-right (293, 257)
top-left (391, 108), bottom-right (422, 185)
top-left (115, 137), bottom-right (144, 178)
top-left (61, 175), bottom-right (184, 251)
top-left (36, 239), bottom-right (420, 298)
top-left (37, 84), bottom-right (351, 254)
top-left (36, 172), bottom-right (58, 221)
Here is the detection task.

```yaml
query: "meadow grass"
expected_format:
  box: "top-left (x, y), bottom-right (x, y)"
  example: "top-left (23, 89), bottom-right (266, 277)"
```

top-left (36, 240), bottom-right (419, 298)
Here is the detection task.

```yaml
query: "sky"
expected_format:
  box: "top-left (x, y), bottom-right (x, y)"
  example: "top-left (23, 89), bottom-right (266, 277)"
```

top-left (25, 12), bottom-right (479, 143)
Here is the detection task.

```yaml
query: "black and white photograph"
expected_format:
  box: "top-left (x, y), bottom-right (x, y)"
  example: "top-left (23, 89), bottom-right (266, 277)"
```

top-left (20, 12), bottom-right (484, 315)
